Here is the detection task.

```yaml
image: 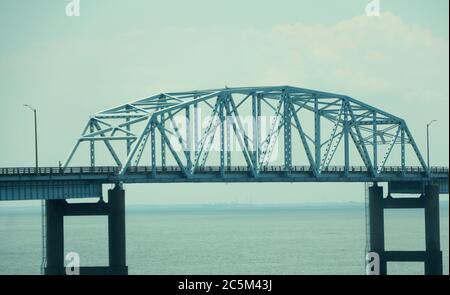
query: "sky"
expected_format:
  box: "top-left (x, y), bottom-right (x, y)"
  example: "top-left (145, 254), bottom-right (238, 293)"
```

top-left (0, 0), bottom-right (448, 205)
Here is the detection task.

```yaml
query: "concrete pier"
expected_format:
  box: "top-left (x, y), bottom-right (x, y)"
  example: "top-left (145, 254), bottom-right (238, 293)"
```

top-left (108, 185), bottom-right (127, 275)
top-left (367, 183), bottom-right (442, 275)
top-left (45, 200), bottom-right (65, 275)
top-left (368, 184), bottom-right (387, 275)
top-left (44, 184), bottom-right (127, 275)
top-left (424, 185), bottom-right (442, 275)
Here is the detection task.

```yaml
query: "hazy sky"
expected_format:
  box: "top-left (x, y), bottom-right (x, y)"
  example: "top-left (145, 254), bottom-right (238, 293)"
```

top-left (0, 0), bottom-right (448, 205)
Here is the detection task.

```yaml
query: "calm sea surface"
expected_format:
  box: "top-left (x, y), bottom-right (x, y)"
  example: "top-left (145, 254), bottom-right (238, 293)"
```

top-left (0, 203), bottom-right (448, 275)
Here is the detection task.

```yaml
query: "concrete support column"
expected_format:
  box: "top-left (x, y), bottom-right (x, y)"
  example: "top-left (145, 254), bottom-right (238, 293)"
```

top-left (368, 184), bottom-right (386, 275)
top-left (108, 184), bottom-right (127, 275)
top-left (424, 184), bottom-right (442, 275)
top-left (45, 199), bottom-right (65, 275)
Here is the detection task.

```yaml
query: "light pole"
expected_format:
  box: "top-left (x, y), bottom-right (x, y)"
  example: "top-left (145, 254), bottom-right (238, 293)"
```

top-left (23, 104), bottom-right (38, 172)
top-left (426, 120), bottom-right (437, 170)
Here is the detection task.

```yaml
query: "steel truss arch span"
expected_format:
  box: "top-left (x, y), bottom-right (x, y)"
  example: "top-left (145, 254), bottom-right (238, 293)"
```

top-left (64, 86), bottom-right (429, 179)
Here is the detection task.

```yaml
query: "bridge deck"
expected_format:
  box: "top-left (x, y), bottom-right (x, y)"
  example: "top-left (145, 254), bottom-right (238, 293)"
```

top-left (0, 165), bottom-right (447, 183)
top-left (0, 166), bottom-right (447, 201)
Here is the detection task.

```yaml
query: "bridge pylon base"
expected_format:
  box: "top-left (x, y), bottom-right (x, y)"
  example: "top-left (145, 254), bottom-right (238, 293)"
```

top-left (44, 183), bottom-right (127, 275)
top-left (367, 183), bottom-right (442, 275)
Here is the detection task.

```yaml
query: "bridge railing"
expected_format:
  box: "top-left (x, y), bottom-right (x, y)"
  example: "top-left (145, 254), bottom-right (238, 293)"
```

top-left (0, 165), bottom-right (448, 176)
top-left (0, 166), bottom-right (119, 175)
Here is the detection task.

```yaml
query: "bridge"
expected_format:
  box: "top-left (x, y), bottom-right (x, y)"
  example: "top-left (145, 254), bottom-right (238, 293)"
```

top-left (0, 86), bottom-right (448, 275)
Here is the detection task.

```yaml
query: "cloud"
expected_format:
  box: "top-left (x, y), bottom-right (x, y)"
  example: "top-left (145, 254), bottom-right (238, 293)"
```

top-left (263, 13), bottom-right (449, 104)
top-left (120, 12), bottom-right (447, 115)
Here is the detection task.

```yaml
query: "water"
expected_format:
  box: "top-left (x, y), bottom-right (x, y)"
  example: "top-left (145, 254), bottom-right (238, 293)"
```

top-left (0, 203), bottom-right (448, 275)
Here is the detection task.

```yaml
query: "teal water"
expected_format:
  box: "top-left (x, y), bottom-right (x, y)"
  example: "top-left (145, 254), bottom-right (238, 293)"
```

top-left (0, 204), bottom-right (448, 275)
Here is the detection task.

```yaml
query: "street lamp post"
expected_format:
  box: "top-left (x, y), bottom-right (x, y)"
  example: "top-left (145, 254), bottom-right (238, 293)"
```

top-left (426, 120), bottom-right (437, 170)
top-left (23, 104), bottom-right (38, 172)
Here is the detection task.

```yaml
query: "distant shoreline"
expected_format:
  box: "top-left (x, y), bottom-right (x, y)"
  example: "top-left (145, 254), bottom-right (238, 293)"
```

top-left (0, 200), bottom-right (448, 213)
